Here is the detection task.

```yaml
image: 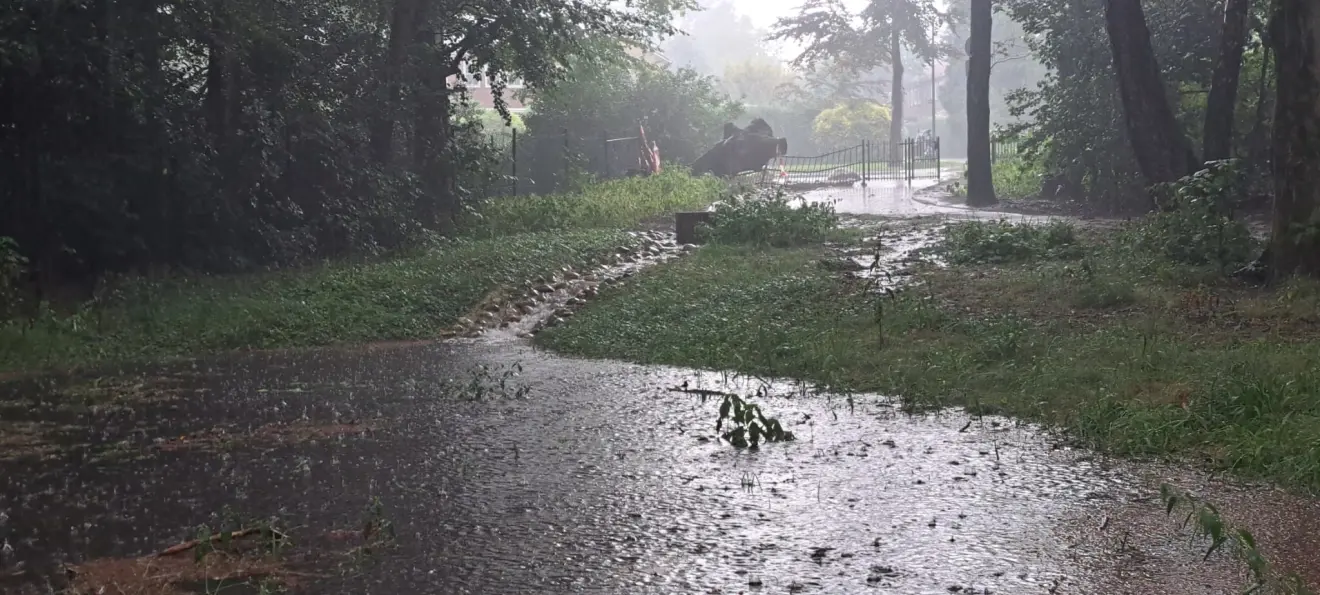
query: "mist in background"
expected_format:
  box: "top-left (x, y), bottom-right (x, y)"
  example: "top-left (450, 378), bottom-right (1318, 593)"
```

top-left (658, 0), bottom-right (1047, 157)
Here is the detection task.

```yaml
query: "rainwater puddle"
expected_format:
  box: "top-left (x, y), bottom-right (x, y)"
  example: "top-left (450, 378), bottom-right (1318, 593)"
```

top-left (1, 346), bottom-right (1308, 593)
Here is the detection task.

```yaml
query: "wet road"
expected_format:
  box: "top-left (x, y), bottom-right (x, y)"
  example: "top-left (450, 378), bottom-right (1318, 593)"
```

top-left (1, 185), bottom-right (1317, 594)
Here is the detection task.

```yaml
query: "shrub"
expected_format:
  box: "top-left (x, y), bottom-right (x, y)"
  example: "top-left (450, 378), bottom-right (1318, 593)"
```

top-left (991, 156), bottom-right (1044, 200)
top-left (698, 188), bottom-right (839, 247)
top-left (938, 219), bottom-right (1082, 264)
top-left (1130, 160), bottom-right (1254, 270)
top-left (812, 101), bottom-right (892, 150)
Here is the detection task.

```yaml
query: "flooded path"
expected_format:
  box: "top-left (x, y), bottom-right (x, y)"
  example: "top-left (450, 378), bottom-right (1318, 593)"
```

top-left (2, 343), bottom-right (1304, 594)
top-left (1, 183), bottom-right (1317, 594)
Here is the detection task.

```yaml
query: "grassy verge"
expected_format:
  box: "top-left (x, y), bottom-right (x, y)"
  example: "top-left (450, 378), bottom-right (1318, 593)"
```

top-left (0, 171), bottom-right (726, 374)
top-left (0, 230), bottom-right (640, 374)
top-left (461, 168), bottom-right (724, 237)
top-left (537, 215), bottom-right (1320, 492)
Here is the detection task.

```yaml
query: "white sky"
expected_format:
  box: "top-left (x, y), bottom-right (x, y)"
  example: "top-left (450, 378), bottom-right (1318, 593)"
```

top-left (712, 0), bottom-right (948, 61)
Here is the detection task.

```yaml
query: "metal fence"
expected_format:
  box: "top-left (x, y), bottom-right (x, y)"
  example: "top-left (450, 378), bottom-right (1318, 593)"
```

top-left (741, 136), bottom-right (944, 188)
top-left (482, 128), bottom-right (650, 198)
top-left (991, 136), bottom-right (1023, 164)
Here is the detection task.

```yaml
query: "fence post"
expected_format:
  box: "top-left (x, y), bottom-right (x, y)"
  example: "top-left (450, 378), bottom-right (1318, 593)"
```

top-left (935, 137), bottom-right (941, 180)
top-left (906, 139), bottom-right (913, 183)
top-left (601, 130), bottom-right (610, 179)
top-left (562, 127), bottom-right (570, 192)
top-left (511, 128), bottom-right (519, 196)
top-left (861, 140), bottom-right (868, 187)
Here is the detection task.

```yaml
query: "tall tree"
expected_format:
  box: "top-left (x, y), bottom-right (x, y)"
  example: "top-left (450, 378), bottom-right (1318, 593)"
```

top-left (1202, 0), bottom-right (1253, 162)
top-left (1265, 0), bottom-right (1320, 279)
top-left (965, 0), bottom-right (996, 206)
top-left (1101, 0), bottom-right (1199, 189)
top-left (771, 0), bottom-right (947, 155)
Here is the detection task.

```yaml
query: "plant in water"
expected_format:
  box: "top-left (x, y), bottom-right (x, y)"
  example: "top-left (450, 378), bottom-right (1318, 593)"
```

top-left (438, 362), bottom-right (530, 401)
top-left (699, 187), bottom-right (839, 247)
top-left (714, 392), bottom-right (795, 448)
top-left (1159, 484), bottom-right (1315, 595)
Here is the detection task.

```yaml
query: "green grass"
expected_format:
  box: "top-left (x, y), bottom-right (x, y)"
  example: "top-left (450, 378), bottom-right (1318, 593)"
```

top-left (0, 231), bottom-right (640, 375)
top-left (0, 172), bottom-right (726, 374)
top-left (461, 169), bottom-right (724, 238)
top-left (538, 220), bottom-right (1320, 493)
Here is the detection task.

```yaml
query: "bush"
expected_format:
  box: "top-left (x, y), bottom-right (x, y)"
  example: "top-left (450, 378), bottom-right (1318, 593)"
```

top-left (462, 169), bottom-right (725, 238)
top-left (812, 101), bottom-right (892, 150)
top-left (699, 188), bottom-right (839, 247)
top-left (991, 156), bottom-right (1044, 200)
top-left (939, 219), bottom-right (1082, 264)
top-left (1130, 160), bottom-right (1255, 269)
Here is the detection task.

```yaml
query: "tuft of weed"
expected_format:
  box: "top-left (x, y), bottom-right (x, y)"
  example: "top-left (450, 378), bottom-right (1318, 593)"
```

top-left (1160, 484), bottom-right (1316, 595)
top-left (712, 391), bottom-right (795, 448)
top-left (699, 187), bottom-right (840, 247)
top-left (938, 219), bottom-right (1082, 264)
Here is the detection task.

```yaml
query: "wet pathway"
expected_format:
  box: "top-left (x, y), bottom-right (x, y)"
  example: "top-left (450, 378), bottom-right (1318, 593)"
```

top-left (1, 184), bottom-right (1317, 594)
top-left (0, 343), bottom-right (1295, 593)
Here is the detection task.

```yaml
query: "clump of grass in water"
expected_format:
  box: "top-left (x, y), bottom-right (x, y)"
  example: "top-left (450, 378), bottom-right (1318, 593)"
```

top-left (937, 219), bottom-right (1082, 264)
top-left (1159, 484), bottom-right (1315, 595)
top-left (698, 187), bottom-right (840, 247)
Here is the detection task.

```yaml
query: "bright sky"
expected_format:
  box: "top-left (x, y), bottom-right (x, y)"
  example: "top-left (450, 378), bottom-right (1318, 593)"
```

top-left (717, 0), bottom-right (948, 60)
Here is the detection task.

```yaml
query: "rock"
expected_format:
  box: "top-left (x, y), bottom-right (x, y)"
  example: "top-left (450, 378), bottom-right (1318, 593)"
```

top-left (485, 303), bottom-right (502, 313)
top-left (554, 308), bottom-right (573, 318)
top-left (463, 330), bottom-right (481, 338)
top-left (553, 281), bottom-right (569, 290)
top-left (583, 273), bottom-right (599, 282)
top-left (535, 284), bottom-right (555, 294)
top-left (617, 245), bottom-right (633, 254)
top-left (566, 297), bottom-right (586, 306)
top-left (515, 331), bottom-right (532, 339)
top-left (458, 317), bottom-right (474, 326)
top-left (681, 244), bottom-right (697, 251)
top-left (508, 315), bottom-right (522, 322)
top-left (565, 271), bottom-right (581, 280)
top-left (499, 321), bottom-right (510, 328)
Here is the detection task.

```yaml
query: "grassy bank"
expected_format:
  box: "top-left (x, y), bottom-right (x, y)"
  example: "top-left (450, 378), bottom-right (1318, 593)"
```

top-left (537, 216), bottom-right (1320, 492)
top-left (462, 169), bottom-right (724, 237)
top-left (0, 172), bottom-right (726, 374)
top-left (0, 231), bottom-right (640, 373)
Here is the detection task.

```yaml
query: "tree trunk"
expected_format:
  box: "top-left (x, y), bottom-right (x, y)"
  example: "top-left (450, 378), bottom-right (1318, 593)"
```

top-left (888, 26), bottom-right (904, 163)
top-left (1202, 0), bottom-right (1252, 161)
top-left (965, 0), bottom-right (996, 207)
top-left (370, 0), bottom-right (419, 165)
top-left (1102, 0), bottom-right (1200, 189)
top-left (1265, 0), bottom-right (1320, 279)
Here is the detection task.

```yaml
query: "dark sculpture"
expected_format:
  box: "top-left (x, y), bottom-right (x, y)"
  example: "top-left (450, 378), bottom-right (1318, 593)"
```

top-left (690, 118), bottom-right (789, 178)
